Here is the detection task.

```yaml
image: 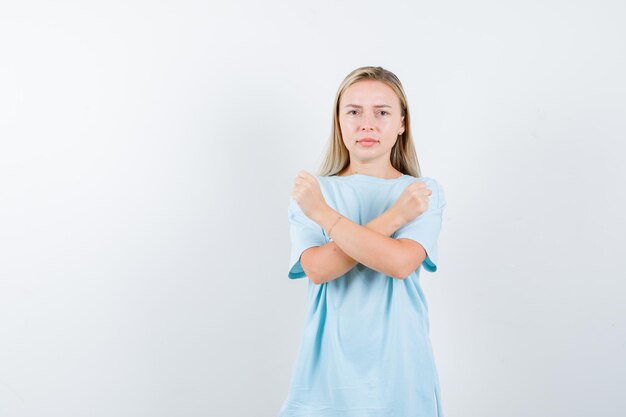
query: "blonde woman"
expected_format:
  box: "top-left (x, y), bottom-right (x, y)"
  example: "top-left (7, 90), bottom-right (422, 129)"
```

top-left (280, 66), bottom-right (447, 417)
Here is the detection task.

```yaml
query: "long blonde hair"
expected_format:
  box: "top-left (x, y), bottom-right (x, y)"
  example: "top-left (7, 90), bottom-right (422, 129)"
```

top-left (318, 66), bottom-right (422, 177)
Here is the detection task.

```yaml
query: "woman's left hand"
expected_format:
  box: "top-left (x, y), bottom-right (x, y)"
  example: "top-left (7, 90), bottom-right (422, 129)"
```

top-left (291, 170), bottom-right (330, 222)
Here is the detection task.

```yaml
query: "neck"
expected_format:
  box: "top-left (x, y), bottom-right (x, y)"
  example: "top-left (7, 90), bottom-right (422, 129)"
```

top-left (340, 165), bottom-right (402, 179)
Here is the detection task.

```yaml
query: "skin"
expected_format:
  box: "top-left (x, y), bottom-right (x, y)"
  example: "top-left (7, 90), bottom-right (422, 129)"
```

top-left (291, 80), bottom-right (433, 284)
top-left (337, 79), bottom-right (406, 179)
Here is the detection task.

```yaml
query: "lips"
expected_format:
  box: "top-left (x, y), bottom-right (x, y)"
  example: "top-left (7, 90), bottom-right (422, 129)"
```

top-left (357, 138), bottom-right (378, 148)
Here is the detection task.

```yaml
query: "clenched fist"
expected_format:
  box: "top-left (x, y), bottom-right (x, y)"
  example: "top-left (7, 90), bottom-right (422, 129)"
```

top-left (291, 170), bottom-right (330, 221)
top-left (393, 181), bottom-right (432, 224)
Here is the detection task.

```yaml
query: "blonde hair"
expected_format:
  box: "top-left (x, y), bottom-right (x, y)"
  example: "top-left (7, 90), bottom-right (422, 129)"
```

top-left (318, 66), bottom-right (422, 177)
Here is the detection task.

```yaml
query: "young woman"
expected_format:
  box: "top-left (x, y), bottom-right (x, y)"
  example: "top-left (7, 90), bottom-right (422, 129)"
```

top-left (279, 66), bottom-right (447, 417)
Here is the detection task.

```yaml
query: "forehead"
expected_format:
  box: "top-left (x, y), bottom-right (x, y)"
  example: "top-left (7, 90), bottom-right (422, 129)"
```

top-left (340, 80), bottom-right (400, 106)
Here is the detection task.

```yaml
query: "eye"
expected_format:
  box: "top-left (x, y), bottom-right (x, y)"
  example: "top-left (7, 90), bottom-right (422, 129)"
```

top-left (348, 110), bottom-right (358, 115)
top-left (379, 110), bottom-right (389, 116)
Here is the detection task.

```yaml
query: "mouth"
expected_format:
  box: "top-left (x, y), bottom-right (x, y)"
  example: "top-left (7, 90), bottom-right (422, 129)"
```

top-left (357, 138), bottom-right (379, 147)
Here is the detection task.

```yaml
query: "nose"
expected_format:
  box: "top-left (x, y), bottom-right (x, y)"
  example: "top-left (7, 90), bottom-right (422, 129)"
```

top-left (360, 114), bottom-right (375, 131)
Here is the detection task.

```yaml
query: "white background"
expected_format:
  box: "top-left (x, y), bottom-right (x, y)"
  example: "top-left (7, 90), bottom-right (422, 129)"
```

top-left (1, 1), bottom-right (625, 416)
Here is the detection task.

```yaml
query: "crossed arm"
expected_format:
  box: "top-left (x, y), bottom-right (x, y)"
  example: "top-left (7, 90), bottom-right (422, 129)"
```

top-left (301, 206), bottom-right (427, 284)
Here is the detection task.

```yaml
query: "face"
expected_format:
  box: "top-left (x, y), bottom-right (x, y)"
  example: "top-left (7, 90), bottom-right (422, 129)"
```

top-left (338, 80), bottom-right (405, 163)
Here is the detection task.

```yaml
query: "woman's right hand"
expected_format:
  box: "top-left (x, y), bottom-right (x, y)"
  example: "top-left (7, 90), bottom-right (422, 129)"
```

top-left (392, 181), bottom-right (432, 225)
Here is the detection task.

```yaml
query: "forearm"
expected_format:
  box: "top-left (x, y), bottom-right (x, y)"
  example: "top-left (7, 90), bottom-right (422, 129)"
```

top-left (310, 207), bottom-right (409, 281)
top-left (303, 208), bottom-right (406, 284)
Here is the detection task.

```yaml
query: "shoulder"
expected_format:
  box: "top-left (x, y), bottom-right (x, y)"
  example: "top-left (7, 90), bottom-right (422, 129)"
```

top-left (287, 197), bottom-right (298, 215)
top-left (404, 175), bottom-right (441, 188)
top-left (315, 174), bottom-right (331, 184)
top-left (314, 175), bottom-right (334, 193)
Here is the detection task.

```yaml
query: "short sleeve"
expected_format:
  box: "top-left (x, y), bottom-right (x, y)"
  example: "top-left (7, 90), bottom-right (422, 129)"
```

top-left (393, 178), bottom-right (447, 273)
top-left (287, 198), bottom-right (328, 279)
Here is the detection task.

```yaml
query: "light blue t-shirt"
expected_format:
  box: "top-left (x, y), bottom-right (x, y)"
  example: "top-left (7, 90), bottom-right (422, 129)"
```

top-left (279, 173), bottom-right (447, 417)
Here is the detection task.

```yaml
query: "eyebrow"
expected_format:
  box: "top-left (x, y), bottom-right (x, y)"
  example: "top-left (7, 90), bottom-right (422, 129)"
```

top-left (343, 104), bottom-right (392, 109)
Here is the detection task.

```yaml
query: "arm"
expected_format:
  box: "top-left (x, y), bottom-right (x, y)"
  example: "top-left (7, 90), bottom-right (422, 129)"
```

top-left (301, 207), bottom-right (426, 284)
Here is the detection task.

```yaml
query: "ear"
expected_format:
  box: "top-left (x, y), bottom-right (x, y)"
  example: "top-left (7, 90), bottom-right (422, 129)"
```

top-left (399, 116), bottom-right (405, 135)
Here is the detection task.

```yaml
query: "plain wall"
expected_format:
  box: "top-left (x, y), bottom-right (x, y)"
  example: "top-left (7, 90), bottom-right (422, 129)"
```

top-left (1, 1), bottom-right (625, 416)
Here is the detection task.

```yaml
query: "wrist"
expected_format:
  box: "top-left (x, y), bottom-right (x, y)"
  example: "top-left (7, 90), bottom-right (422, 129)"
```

top-left (386, 206), bottom-right (407, 231)
top-left (313, 206), bottom-right (341, 233)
